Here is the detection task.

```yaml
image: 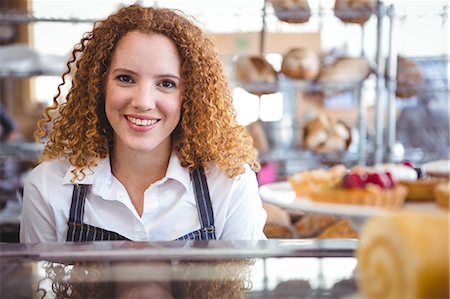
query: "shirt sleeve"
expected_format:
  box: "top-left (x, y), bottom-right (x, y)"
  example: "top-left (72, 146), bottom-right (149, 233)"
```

top-left (220, 165), bottom-right (267, 240)
top-left (19, 165), bottom-right (58, 243)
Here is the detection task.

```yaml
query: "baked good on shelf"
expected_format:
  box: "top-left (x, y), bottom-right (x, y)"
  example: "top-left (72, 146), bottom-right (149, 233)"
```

top-left (396, 55), bottom-right (424, 99)
top-left (421, 159), bottom-right (450, 179)
top-left (399, 178), bottom-right (446, 202)
top-left (316, 57), bottom-right (372, 87)
top-left (288, 164), bottom-right (347, 198)
top-left (317, 218), bottom-right (358, 239)
top-left (356, 211), bottom-right (449, 299)
top-left (271, 0), bottom-right (311, 24)
top-left (294, 213), bottom-right (337, 238)
top-left (371, 163), bottom-right (434, 202)
top-left (245, 121), bottom-right (269, 153)
top-left (234, 55), bottom-right (278, 96)
top-left (262, 203), bottom-right (293, 238)
top-left (280, 48), bottom-right (320, 80)
top-left (333, 0), bottom-right (377, 25)
top-left (264, 224), bottom-right (293, 238)
top-left (291, 166), bottom-right (407, 209)
top-left (434, 181), bottom-right (449, 210)
top-left (372, 163), bottom-right (418, 182)
top-left (303, 113), bottom-right (352, 153)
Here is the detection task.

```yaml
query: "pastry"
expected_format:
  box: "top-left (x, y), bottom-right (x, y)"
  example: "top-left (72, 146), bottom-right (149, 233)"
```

top-left (396, 55), bottom-right (424, 99)
top-left (378, 161), bottom-right (448, 202)
top-left (372, 163), bottom-right (431, 202)
top-left (294, 214), bottom-right (337, 238)
top-left (316, 57), bottom-right (372, 87)
top-left (400, 178), bottom-right (446, 202)
top-left (288, 165), bottom-right (347, 198)
top-left (303, 113), bottom-right (352, 153)
top-left (234, 55), bottom-right (278, 96)
top-left (310, 183), bottom-right (407, 209)
top-left (271, 0), bottom-right (311, 24)
top-left (280, 48), bottom-right (320, 80)
top-left (293, 166), bottom-right (408, 209)
top-left (372, 163), bottom-right (418, 182)
top-left (334, 0), bottom-right (377, 25)
top-left (317, 219), bottom-right (358, 239)
top-left (264, 223), bottom-right (293, 238)
top-left (421, 159), bottom-right (450, 179)
top-left (434, 181), bottom-right (449, 210)
top-left (356, 211), bottom-right (449, 299)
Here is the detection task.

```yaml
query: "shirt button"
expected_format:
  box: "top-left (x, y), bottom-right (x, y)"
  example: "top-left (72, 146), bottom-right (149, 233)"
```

top-left (148, 194), bottom-right (156, 200)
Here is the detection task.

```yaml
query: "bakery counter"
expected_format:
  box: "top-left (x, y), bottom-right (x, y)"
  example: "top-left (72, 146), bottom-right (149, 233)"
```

top-left (1, 239), bottom-right (360, 299)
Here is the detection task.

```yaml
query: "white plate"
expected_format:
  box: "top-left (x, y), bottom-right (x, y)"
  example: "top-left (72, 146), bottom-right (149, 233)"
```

top-left (259, 181), bottom-right (441, 231)
top-left (259, 181), bottom-right (383, 219)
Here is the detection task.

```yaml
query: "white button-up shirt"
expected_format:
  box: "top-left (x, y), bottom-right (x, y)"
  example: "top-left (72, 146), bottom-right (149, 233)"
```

top-left (20, 153), bottom-right (267, 242)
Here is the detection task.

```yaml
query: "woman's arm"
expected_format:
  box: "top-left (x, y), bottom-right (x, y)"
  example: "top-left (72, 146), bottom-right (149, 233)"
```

top-left (220, 166), bottom-right (267, 240)
top-left (20, 165), bottom-right (57, 243)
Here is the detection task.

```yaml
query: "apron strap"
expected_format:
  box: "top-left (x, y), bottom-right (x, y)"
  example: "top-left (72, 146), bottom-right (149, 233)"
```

top-left (190, 167), bottom-right (215, 230)
top-left (68, 184), bottom-right (90, 223)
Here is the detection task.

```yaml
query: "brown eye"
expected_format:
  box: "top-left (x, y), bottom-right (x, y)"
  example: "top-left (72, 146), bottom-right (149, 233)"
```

top-left (117, 75), bottom-right (134, 83)
top-left (159, 80), bottom-right (176, 88)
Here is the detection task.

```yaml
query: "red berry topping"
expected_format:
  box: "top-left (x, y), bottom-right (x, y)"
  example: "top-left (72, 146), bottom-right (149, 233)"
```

top-left (384, 171), bottom-right (395, 188)
top-left (343, 172), bottom-right (367, 189)
top-left (403, 160), bottom-right (414, 168)
top-left (366, 172), bottom-right (393, 189)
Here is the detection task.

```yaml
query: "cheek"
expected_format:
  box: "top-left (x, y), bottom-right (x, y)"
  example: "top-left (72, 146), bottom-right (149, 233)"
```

top-left (161, 97), bottom-right (182, 121)
top-left (104, 85), bottom-right (126, 119)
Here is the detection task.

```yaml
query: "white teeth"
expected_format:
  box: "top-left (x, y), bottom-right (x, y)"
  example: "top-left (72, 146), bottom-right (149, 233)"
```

top-left (127, 116), bottom-right (157, 126)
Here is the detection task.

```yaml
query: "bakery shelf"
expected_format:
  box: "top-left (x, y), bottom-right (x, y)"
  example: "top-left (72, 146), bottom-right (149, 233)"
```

top-left (240, 1), bottom-right (449, 172)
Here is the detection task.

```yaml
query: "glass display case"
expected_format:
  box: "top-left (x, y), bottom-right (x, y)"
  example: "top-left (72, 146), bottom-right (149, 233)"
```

top-left (0, 239), bottom-right (360, 299)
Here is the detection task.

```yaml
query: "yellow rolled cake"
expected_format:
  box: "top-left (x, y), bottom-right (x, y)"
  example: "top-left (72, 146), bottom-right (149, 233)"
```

top-left (356, 211), bottom-right (449, 299)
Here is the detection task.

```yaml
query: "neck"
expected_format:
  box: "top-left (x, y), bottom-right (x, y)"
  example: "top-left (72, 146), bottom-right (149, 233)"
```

top-left (110, 142), bottom-right (172, 217)
top-left (111, 145), bottom-right (171, 187)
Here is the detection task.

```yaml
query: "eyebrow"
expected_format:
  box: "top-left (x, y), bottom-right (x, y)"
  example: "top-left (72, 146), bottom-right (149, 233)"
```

top-left (111, 68), bottom-right (180, 80)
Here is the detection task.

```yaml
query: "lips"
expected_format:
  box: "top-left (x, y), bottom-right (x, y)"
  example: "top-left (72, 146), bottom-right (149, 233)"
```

top-left (126, 115), bottom-right (159, 127)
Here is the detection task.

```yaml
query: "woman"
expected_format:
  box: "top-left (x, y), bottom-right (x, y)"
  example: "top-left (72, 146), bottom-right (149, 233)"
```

top-left (20, 5), bottom-right (267, 242)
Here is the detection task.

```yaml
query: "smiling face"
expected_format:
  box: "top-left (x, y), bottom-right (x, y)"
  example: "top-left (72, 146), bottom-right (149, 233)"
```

top-left (105, 31), bottom-right (182, 156)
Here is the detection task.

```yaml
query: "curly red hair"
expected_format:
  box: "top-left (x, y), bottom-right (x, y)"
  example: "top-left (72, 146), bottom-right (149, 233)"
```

top-left (35, 5), bottom-right (259, 179)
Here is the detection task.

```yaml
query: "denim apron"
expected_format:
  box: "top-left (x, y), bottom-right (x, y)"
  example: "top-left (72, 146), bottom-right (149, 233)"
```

top-left (66, 167), bottom-right (216, 241)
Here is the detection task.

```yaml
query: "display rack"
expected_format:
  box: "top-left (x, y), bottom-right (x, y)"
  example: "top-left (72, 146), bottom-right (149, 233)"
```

top-left (238, 0), bottom-right (449, 177)
top-left (243, 0), bottom-right (384, 177)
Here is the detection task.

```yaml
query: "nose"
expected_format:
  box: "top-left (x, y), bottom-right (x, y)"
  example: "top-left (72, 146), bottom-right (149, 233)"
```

top-left (131, 83), bottom-right (156, 111)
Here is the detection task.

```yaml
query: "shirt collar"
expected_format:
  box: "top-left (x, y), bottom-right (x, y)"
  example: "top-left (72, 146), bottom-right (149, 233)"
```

top-left (165, 152), bottom-right (191, 191)
top-left (62, 151), bottom-right (191, 190)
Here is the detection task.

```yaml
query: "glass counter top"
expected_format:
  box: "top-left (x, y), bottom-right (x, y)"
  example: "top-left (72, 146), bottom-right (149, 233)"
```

top-left (1, 239), bottom-right (361, 298)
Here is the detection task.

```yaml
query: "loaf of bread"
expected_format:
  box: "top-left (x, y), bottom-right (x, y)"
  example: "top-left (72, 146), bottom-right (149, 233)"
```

top-left (245, 121), bottom-right (269, 153)
top-left (234, 55), bottom-right (278, 96)
top-left (396, 55), bottom-right (424, 98)
top-left (334, 0), bottom-right (377, 25)
top-left (356, 211), bottom-right (449, 299)
top-left (271, 0), bottom-right (311, 23)
top-left (281, 48), bottom-right (320, 80)
top-left (316, 57), bottom-right (372, 87)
